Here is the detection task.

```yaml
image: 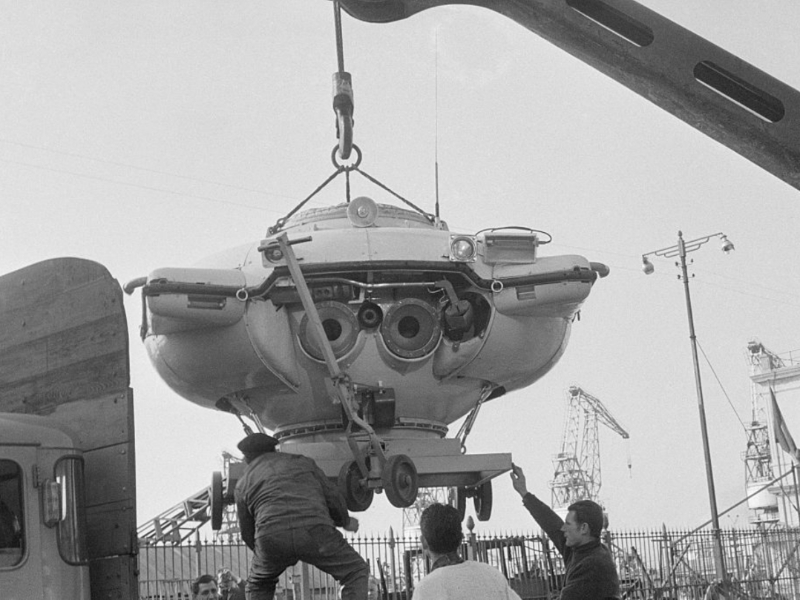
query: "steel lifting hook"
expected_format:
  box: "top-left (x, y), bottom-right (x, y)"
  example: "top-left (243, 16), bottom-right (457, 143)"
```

top-left (332, 0), bottom-right (354, 159)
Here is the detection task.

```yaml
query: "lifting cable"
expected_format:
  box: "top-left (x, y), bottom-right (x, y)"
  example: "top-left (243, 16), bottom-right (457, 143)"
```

top-left (267, 147), bottom-right (435, 235)
top-left (332, 0), bottom-right (354, 160)
top-left (265, 2), bottom-right (434, 235)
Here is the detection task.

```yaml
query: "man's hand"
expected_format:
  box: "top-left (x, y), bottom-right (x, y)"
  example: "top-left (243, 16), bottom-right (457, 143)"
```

top-left (343, 516), bottom-right (360, 533)
top-left (510, 463), bottom-right (529, 497)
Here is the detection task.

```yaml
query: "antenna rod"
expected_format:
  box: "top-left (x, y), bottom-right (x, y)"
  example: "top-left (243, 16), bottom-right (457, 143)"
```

top-left (435, 161), bottom-right (440, 220)
top-left (434, 28), bottom-right (440, 220)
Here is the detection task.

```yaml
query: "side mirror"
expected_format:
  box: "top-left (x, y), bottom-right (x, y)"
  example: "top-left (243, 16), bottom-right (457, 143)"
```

top-left (42, 479), bottom-right (62, 527)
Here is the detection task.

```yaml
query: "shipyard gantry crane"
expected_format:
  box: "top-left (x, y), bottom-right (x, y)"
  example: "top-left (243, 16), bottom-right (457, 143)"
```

top-left (550, 386), bottom-right (630, 510)
top-left (746, 340), bottom-right (800, 526)
top-left (742, 340), bottom-right (782, 525)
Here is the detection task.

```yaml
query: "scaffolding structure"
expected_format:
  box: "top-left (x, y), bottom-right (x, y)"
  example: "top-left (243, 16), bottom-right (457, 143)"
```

top-left (136, 487), bottom-right (211, 546)
top-left (402, 488), bottom-right (448, 535)
top-left (747, 340), bottom-right (800, 527)
top-left (743, 340), bottom-right (782, 525)
top-left (137, 452), bottom-right (242, 546)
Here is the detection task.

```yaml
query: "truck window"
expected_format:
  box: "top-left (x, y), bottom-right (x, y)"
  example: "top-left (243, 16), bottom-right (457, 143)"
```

top-left (0, 459), bottom-right (24, 568)
top-left (55, 456), bottom-right (88, 565)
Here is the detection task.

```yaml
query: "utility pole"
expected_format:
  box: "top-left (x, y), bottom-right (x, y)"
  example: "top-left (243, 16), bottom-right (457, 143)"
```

top-left (642, 230), bottom-right (735, 583)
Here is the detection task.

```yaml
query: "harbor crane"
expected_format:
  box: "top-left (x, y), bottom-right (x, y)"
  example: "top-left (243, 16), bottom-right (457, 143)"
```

top-left (742, 340), bottom-right (781, 525)
top-left (550, 386), bottom-right (630, 510)
top-left (745, 340), bottom-right (800, 526)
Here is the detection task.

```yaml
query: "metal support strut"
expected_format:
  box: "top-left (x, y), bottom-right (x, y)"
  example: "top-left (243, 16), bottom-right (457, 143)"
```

top-left (456, 383), bottom-right (493, 453)
top-left (276, 233), bottom-right (386, 479)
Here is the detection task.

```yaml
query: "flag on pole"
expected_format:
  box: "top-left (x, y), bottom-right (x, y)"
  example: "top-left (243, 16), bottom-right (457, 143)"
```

top-left (771, 388), bottom-right (800, 464)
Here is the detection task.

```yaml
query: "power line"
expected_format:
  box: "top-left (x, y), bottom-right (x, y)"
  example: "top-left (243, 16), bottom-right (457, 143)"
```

top-left (0, 137), bottom-right (300, 201)
top-left (0, 157), bottom-right (282, 214)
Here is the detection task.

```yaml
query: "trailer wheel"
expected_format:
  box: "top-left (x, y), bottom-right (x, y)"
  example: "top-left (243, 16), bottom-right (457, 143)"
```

top-left (382, 454), bottom-right (418, 508)
top-left (338, 460), bottom-right (374, 512)
top-left (473, 481), bottom-right (493, 521)
top-left (210, 471), bottom-right (224, 530)
top-left (448, 487), bottom-right (467, 522)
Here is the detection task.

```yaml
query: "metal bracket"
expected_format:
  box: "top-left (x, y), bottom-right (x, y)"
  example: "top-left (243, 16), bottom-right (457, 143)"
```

top-left (456, 383), bottom-right (494, 453)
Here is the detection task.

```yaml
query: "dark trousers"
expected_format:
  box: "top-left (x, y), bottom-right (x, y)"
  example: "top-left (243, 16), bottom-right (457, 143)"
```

top-left (246, 525), bottom-right (368, 600)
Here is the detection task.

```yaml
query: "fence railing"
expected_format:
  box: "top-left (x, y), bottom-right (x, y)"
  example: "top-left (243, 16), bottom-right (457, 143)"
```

top-left (138, 526), bottom-right (800, 599)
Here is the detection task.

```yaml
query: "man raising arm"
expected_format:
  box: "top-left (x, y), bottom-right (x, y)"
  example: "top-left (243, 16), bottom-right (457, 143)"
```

top-left (510, 464), bottom-right (620, 600)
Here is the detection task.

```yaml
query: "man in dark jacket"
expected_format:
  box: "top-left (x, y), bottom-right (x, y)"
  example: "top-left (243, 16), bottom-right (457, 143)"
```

top-left (511, 464), bottom-right (620, 600)
top-left (235, 433), bottom-right (369, 600)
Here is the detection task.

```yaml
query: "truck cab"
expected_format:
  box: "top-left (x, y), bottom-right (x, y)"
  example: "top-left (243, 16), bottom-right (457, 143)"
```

top-left (0, 414), bottom-right (90, 600)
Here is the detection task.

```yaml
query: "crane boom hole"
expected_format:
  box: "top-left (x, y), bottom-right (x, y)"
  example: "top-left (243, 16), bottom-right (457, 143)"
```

top-left (694, 61), bottom-right (785, 123)
top-left (567, 0), bottom-right (654, 48)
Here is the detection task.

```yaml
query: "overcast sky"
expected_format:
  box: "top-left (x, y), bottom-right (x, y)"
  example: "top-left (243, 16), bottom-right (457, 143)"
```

top-left (2, 1), bottom-right (799, 535)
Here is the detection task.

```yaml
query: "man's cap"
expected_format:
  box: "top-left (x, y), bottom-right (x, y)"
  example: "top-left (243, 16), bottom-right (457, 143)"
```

top-left (237, 432), bottom-right (279, 455)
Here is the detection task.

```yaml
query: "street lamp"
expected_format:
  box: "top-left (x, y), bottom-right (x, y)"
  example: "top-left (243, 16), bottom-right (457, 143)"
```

top-left (641, 231), bottom-right (734, 584)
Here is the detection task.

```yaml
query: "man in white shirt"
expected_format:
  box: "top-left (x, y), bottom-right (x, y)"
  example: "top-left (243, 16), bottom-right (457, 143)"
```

top-left (413, 503), bottom-right (522, 600)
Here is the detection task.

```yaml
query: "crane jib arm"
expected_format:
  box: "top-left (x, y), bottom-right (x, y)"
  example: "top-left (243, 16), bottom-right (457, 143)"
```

top-left (339, 0), bottom-right (800, 192)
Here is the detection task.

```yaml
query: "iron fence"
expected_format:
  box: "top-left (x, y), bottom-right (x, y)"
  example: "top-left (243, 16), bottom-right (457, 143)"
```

top-left (138, 526), bottom-right (800, 599)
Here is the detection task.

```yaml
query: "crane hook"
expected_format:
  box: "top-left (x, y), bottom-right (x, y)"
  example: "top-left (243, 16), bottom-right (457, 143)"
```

top-left (333, 73), bottom-right (354, 159)
top-left (332, 0), bottom-right (354, 159)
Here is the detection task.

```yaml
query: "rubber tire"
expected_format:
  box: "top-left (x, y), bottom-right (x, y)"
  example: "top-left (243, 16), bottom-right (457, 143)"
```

top-left (473, 481), bottom-right (493, 522)
top-left (448, 487), bottom-right (467, 522)
top-left (338, 460), bottom-right (374, 512)
top-left (382, 454), bottom-right (419, 508)
top-left (210, 471), bottom-right (224, 530)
